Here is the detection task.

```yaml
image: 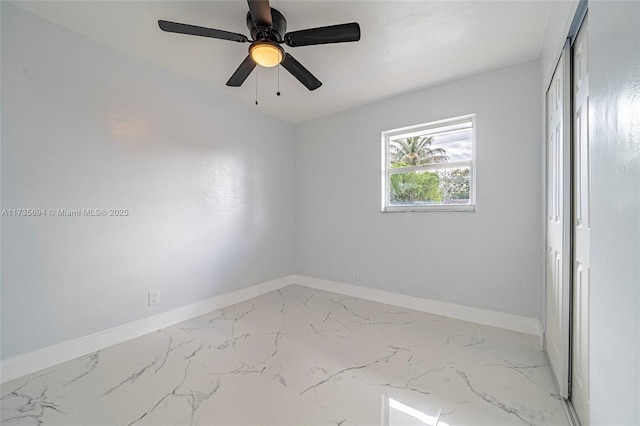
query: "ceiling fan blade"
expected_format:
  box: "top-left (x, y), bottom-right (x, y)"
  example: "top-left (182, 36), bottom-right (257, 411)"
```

top-left (226, 56), bottom-right (257, 87)
top-left (158, 20), bottom-right (249, 43)
top-left (284, 22), bottom-right (360, 47)
top-left (247, 0), bottom-right (272, 27)
top-left (280, 53), bottom-right (322, 91)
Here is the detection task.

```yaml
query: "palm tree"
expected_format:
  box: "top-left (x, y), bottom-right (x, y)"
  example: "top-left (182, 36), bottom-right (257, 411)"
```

top-left (390, 136), bottom-right (448, 166)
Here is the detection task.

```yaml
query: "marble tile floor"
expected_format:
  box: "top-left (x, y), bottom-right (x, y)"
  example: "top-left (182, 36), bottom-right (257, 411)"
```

top-left (1, 284), bottom-right (569, 426)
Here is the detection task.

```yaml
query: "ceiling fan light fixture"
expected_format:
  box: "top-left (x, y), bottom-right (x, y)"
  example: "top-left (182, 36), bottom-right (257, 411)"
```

top-left (159, 1), bottom-right (361, 90)
top-left (249, 41), bottom-right (283, 67)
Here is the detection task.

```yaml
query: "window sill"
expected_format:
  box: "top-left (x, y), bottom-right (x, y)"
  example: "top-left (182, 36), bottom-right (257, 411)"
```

top-left (381, 205), bottom-right (476, 213)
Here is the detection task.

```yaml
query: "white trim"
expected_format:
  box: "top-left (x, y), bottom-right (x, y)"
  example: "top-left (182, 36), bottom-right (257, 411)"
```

top-left (383, 204), bottom-right (476, 213)
top-left (383, 114), bottom-right (475, 139)
top-left (388, 160), bottom-right (472, 174)
top-left (1, 274), bottom-right (543, 383)
top-left (0, 275), bottom-right (296, 384)
top-left (293, 275), bottom-right (543, 341)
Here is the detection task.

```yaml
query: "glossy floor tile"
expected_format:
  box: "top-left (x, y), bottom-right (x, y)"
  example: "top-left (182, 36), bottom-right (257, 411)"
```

top-left (1, 284), bottom-right (568, 425)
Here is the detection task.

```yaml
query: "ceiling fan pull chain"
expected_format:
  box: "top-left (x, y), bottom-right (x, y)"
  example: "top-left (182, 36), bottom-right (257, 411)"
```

top-left (277, 65), bottom-right (281, 96)
top-left (255, 68), bottom-right (259, 105)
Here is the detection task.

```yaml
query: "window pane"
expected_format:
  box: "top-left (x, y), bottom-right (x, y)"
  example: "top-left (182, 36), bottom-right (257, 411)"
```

top-left (389, 171), bottom-right (443, 205)
top-left (436, 167), bottom-right (471, 205)
top-left (429, 128), bottom-right (472, 162)
top-left (389, 126), bottom-right (471, 168)
top-left (389, 137), bottom-right (450, 168)
top-left (389, 168), bottom-right (471, 206)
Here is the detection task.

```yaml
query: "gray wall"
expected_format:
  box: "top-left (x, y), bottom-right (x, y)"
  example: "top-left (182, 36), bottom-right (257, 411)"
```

top-left (1, 4), bottom-right (295, 360)
top-left (294, 60), bottom-right (544, 319)
top-left (590, 1), bottom-right (640, 423)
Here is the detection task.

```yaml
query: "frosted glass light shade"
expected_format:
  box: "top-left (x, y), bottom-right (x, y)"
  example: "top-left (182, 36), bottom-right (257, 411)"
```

top-left (250, 42), bottom-right (283, 67)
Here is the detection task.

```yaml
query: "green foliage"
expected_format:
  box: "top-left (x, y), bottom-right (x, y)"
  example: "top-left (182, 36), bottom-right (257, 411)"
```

top-left (439, 168), bottom-right (470, 201)
top-left (388, 135), bottom-right (451, 205)
top-left (391, 161), bottom-right (410, 169)
top-left (390, 171), bottom-right (442, 204)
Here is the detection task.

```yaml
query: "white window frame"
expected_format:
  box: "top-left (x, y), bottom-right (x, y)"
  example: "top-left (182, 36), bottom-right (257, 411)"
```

top-left (381, 114), bottom-right (477, 212)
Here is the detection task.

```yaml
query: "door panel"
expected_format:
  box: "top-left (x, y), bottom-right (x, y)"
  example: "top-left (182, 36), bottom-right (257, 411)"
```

top-left (546, 41), bottom-right (572, 399)
top-left (572, 15), bottom-right (590, 425)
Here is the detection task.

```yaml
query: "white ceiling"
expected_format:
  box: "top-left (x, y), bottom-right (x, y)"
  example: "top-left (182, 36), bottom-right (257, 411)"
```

top-left (11, 1), bottom-right (553, 124)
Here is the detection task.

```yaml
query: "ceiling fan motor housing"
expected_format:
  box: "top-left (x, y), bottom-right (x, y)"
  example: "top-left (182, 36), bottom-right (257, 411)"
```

top-left (247, 8), bottom-right (287, 42)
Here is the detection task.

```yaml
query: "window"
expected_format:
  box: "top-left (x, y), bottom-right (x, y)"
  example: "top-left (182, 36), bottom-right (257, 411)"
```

top-left (381, 115), bottom-right (476, 212)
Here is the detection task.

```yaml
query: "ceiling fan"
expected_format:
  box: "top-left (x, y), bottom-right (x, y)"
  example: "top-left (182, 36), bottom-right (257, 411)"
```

top-left (158, 0), bottom-right (360, 91)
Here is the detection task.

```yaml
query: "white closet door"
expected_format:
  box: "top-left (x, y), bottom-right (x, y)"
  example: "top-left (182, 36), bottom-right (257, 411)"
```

top-left (572, 14), bottom-right (590, 425)
top-left (546, 41), bottom-right (571, 399)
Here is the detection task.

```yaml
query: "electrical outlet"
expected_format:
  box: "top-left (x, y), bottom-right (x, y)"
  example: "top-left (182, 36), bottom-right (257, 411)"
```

top-left (353, 269), bottom-right (360, 282)
top-left (148, 290), bottom-right (159, 306)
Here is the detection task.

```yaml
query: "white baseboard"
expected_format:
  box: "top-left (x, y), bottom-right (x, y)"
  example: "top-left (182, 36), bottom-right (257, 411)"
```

top-left (293, 275), bottom-right (543, 340)
top-left (1, 274), bottom-right (542, 383)
top-left (0, 275), bottom-right (296, 384)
